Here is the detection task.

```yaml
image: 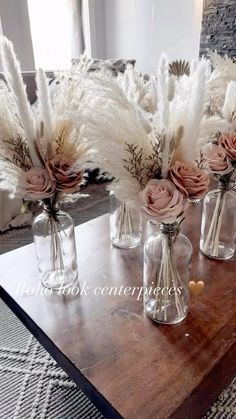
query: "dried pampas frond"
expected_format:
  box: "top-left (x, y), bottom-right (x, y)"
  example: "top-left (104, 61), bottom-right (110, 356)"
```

top-left (174, 59), bottom-right (211, 162)
top-left (169, 60), bottom-right (190, 78)
top-left (36, 68), bottom-right (53, 156)
top-left (0, 37), bottom-right (41, 166)
top-left (222, 81), bottom-right (236, 129)
top-left (209, 51), bottom-right (236, 74)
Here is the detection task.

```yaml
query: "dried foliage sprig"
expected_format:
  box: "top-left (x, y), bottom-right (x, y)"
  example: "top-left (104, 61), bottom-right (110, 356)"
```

top-left (2, 134), bottom-right (32, 170)
top-left (123, 143), bottom-right (145, 188)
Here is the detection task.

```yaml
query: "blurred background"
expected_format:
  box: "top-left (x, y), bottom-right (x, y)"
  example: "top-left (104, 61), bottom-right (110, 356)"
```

top-left (0, 0), bottom-right (235, 74)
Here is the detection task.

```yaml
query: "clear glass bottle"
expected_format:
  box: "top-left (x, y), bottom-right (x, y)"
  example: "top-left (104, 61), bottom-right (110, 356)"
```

top-left (32, 201), bottom-right (78, 290)
top-left (143, 223), bottom-right (192, 324)
top-left (110, 192), bottom-right (142, 249)
top-left (200, 184), bottom-right (236, 260)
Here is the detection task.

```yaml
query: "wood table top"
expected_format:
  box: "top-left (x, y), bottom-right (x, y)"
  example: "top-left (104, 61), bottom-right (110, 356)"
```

top-left (0, 203), bottom-right (235, 419)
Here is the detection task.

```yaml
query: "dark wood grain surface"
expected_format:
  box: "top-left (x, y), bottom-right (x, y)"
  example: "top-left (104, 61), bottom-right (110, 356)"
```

top-left (0, 203), bottom-right (235, 419)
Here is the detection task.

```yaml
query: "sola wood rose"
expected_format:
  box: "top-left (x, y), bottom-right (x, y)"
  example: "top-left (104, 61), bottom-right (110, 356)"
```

top-left (219, 133), bottom-right (236, 161)
top-left (169, 161), bottom-right (209, 199)
top-left (139, 179), bottom-right (185, 223)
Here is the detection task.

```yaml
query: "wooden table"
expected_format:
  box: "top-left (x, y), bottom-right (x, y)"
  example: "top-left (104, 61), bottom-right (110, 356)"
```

top-left (0, 204), bottom-right (235, 419)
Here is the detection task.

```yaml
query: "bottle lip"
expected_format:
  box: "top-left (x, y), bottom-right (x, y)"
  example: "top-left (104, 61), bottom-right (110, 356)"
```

top-left (41, 199), bottom-right (59, 215)
top-left (218, 181), bottom-right (235, 191)
top-left (160, 222), bottom-right (179, 235)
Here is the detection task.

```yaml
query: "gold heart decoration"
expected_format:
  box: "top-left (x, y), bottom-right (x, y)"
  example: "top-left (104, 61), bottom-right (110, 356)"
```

top-left (188, 280), bottom-right (205, 296)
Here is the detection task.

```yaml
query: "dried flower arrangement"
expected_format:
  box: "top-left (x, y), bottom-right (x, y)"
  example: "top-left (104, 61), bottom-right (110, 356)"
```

top-left (0, 38), bottom-right (92, 203)
top-left (0, 37), bottom-right (94, 289)
top-left (71, 54), bottom-right (213, 321)
top-left (81, 54), bottom-right (211, 221)
top-left (199, 68), bottom-right (236, 259)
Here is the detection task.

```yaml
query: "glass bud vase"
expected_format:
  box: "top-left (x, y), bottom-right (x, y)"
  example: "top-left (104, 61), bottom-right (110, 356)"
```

top-left (200, 184), bottom-right (236, 260)
top-left (143, 223), bottom-right (192, 324)
top-left (32, 201), bottom-right (78, 290)
top-left (109, 192), bottom-right (142, 249)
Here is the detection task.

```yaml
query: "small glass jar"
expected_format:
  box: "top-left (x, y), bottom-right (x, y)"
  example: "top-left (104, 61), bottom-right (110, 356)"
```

top-left (200, 184), bottom-right (236, 260)
top-left (143, 223), bottom-right (192, 324)
top-left (32, 201), bottom-right (78, 290)
top-left (110, 192), bottom-right (142, 249)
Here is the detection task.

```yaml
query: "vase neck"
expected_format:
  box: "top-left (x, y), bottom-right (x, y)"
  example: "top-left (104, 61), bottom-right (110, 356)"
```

top-left (42, 199), bottom-right (59, 216)
top-left (160, 222), bottom-right (179, 236)
top-left (218, 180), bottom-right (234, 192)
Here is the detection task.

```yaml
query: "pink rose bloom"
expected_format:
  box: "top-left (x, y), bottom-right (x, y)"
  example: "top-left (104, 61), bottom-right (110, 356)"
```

top-left (18, 167), bottom-right (56, 200)
top-left (46, 156), bottom-right (84, 193)
top-left (169, 161), bottom-right (209, 199)
top-left (203, 143), bottom-right (233, 175)
top-left (219, 133), bottom-right (236, 161)
top-left (139, 179), bottom-right (185, 223)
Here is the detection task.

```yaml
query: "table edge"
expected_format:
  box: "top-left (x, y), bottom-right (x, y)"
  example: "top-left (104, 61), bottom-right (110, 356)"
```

top-left (171, 340), bottom-right (236, 419)
top-left (0, 285), bottom-right (123, 419)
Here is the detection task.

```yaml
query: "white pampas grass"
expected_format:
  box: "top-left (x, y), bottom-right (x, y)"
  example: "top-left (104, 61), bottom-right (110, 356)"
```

top-left (36, 68), bottom-right (54, 156)
top-left (222, 81), bottom-right (236, 129)
top-left (0, 37), bottom-right (41, 166)
top-left (0, 160), bottom-right (22, 196)
top-left (174, 59), bottom-right (211, 162)
top-left (156, 54), bottom-right (172, 178)
top-left (167, 75), bottom-right (175, 102)
top-left (157, 53), bottom-right (170, 130)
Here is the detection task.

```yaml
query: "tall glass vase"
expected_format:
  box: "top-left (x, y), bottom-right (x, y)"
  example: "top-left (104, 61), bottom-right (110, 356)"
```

top-left (110, 192), bottom-right (142, 249)
top-left (32, 200), bottom-right (78, 290)
top-left (143, 222), bottom-right (192, 324)
top-left (200, 184), bottom-right (236, 260)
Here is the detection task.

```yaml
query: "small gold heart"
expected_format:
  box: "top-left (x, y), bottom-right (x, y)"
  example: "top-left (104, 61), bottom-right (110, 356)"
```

top-left (189, 280), bottom-right (205, 296)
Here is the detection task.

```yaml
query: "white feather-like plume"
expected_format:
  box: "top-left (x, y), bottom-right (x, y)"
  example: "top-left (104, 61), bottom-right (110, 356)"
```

top-left (222, 81), bottom-right (236, 129)
top-left (174, 59), bottom-right (211, 162)
top-left (36, 68), bottom-right (54, 156)
top-left (155, 54), bottom-right (176, 177)
top-left (0, 37), bottom-right (41, 166)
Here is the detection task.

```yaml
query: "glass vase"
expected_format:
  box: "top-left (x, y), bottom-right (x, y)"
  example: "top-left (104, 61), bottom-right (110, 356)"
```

top-left (200, 184), bottom-right (236, 260)
top-left (143, 222), bottom-right (192, 324)
top-left (32, 201), bottom-right (78, 290)
top-left (109, 192), bottom-right (142, 249)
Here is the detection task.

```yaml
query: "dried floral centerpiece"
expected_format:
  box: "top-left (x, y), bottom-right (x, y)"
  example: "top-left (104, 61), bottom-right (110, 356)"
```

top-left (0, 38), bottom-right (92, 290)
top-left (199, 78), bottom-right (236, 260)
top-left (82, 55), bottom-right (210, 324)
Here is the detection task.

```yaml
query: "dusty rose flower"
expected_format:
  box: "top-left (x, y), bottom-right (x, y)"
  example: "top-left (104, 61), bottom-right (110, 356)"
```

top-left (46, 155), bottom-right (84, 193)
top-left (219, 133), bottom-right (236, 161)
top-left (139, 179), bottom-right (185, 223)
top-left (203, 144), bottom-right (233, 175)
top-left (18, 167), bottom-right (56, 200)
top-left (169, 161), bottom-right (209, 199)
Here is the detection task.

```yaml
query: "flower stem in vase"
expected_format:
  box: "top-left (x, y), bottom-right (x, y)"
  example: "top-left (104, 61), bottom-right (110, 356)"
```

top-left (49, 214), bottom-right (65, 275)
top-left (145, 223), bottom-right (191, 324)
top-left (200, 188), bottom-right (233, 259)
top-left (33, 202), bottom-right (78, 290)
top-left (110, 193), bottom-right (142, 249)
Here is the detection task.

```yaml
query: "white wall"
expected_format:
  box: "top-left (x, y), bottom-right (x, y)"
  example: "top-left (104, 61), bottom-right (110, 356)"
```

top-left (91, 0), bottom-right (203, 74)
top-left (0, 0), bottom-right (35, 70)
